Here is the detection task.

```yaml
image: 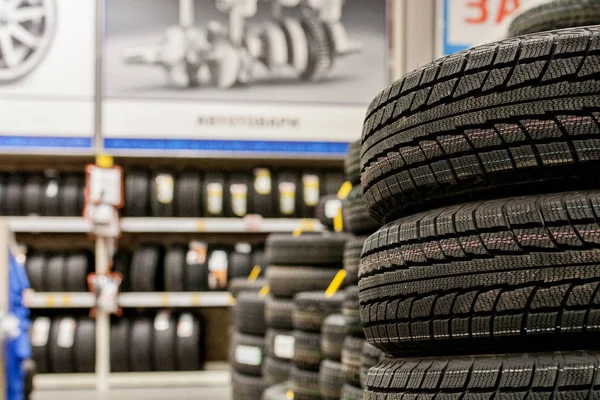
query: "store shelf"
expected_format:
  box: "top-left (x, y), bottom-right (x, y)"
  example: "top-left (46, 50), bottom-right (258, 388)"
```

top-left (8, 217), bottom-right (92, 233)
top-left (24, 291), bottom-right (234, 308)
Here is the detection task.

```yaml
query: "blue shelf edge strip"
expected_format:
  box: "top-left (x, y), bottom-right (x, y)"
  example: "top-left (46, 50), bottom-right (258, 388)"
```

top-left (0, 136), bottom-right (92, 148)
top-left (104, 138), bottom-right (350, 155)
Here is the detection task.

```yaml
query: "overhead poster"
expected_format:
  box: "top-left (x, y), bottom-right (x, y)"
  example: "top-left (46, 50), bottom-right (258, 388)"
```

top-left (102, 0), bottom-right (389, 156)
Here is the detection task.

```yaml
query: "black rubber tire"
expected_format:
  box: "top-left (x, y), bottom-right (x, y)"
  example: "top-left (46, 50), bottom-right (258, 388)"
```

top-left (265, 329), bottom-right (295, 361)
top-left (509, 0), bottom-right (600, 37)
top-left (164, 246), bottom-right (185, 292)
top-left (23, 174), bottom-right (42, 216)
top-left (49, 317), bottom-right (76, 373)
top-left (228, 173), bottom-right (251, 217)
top-left (45, 254), bottom-right (65, 292)
top-left (31, 317), bottom-right (51, 374)
top-left (110, 318), bottom-right (130, 372)
top-left (150, 171), bottom-right (175, 217)
top-left (362, 27), bottom-right (600, 223)
top-left (276, 172), bottom-right (301, 218)
top-left (236, 291), bottom-right (267, 336)
top-left (345, 140), bottom-right (361, 185)
top-left (25, 252), bottom-right (46, 292)
top-left (342, 286), bottom-right (362, 337)
top-left (5, 174), bottom-right (24, 216)
top-left (315, 195), bottom-right (341, 231)
top-left (152, 312), bottom-right (177, 371)
top-left (321, 314), bottom-right (346, 361)
top-left (291, 365), bottom-right (321, 400)
top-left (267, 266), bottom-right (339, 299)
top-left (342, 186), bottom-right (380, 235)
top-left (130, 317), bottom-right (153, 372)
top-left (293, 291), bottom-right (344, 332)
top-left (265, 297), bottom-right (294, 330)
top-left (60, 174), bottom-right (81, 217)
top-left (359, 190), bottom-right (600, 356)
top-left (229, 250), bottom-right (254, 281)
top-left (323, 172), bottom-right (345, 196)
top-left (65, 252), bottom-right (91, 292)
top-left (262, 381), bottom-right (290, 400)
top-left (253, 248), bottom-right (267, 272)
top-left (124, 169), bottom-right (150, 217)
top-left (185, 247), bottom-right (208, 292)
top-left (341, 384), bottom-right (362, 400)
top-left (0, 174), bottom-right (5, 215)
top-left (319, 360), bottom-right (345, 400)
top-left (293, 330), bottom-right (322, 371)
top-left (263, 357), bottom-right (292, 386)
top-left (341, 336), bottom-right (363, 388)
top-left (364, 351), bottom-right (600, 399)
top-left (230, 332), bottom-right (265, 376)
top-left (176, 171), bottom-right (202, 217)
top-left (203, 172), bottom-right (226, 217)
top-left (23, 359), bottom-right (35, 398)
top-left (232, 372), bottom-right (268, 400)
top-left (266, 233), bottom-right (348, 266)
top-left (112, 249), bottom-right (131, 292)
top-left (252, 168), bottom-right (275, 218)
top-left (360, 342), bottom-right (383, 389)
top-left (74, 318), bottom-right (95, 373)
top-left (130, 246), bottom-right (163, 292)
top-left (343, 236), bottom-right (366, 285)
top-left (41, 174), bottom-right (60, 217)
top-left (230, 278), bottom-right (266, 297)
top-left (176, 313), bottom-right (204, 371)
top-left (299, 16), bottom-right (333, 82)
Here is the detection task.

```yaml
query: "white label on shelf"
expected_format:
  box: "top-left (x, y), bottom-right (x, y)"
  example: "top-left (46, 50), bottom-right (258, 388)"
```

top-left (207, 183), bottom-right (223, 215)
top-left (325, 199), bottom-right (342, 218)
top-left (208, 250), bottom-right (228, 290)
top-left (235, 242), bottom-right (252, 254)
top-left (177, 313), bottom-right (195, 338)
top-left (274, 335), bottom-right (295, 359)
top-left (154, 311), bottom-right (171, 331)
top-left (230, 184), bottom-right (248, 217)
top-left (187, 241), bottom-right (208, 266)
top-left (303, 175), bottom-right (320, 206)
top-left (45, 180), bottom-right (59, 199)
top-left (254, 169), bottom-right (272, 195)
top-left (235, 345), bottom-right (263, 366)
top-left (31, 317), bottom-right (51, 347)
top-left (57, 318), bottom-right (76, 349)
top-left (279, 182), bottom-right (296, 215)
top-left (156, 174), bottom-right (174, 204)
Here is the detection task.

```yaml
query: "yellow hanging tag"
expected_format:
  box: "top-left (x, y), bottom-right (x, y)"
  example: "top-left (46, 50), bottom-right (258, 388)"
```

top-left (337, 181), bottom-right (352, 200)
top-left (96, 154), bottom-right (114, 168)
top-left (325, 270), bottom-right (347, 298)
top-left (333, 207), bottom-right (343, 232)
top-left (286, 390), bottom-right (294, 399)
top-left (259, 285), bottom-right (270, 297)
top-left (248, 265), bottom-right (261, 282)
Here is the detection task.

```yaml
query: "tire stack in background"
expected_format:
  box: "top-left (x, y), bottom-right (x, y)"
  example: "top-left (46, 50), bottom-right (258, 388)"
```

top-left (359, 26), bottom-right (600, 399)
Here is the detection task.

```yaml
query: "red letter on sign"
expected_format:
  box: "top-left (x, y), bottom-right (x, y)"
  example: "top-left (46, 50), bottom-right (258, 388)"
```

top-left (497, 0), bottom-right (520, 23)
top-left (465, 0), bottom-right (489, 24)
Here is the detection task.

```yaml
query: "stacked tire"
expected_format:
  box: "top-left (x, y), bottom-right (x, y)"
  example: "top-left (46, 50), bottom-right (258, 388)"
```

top-left (359, 27), bottom-right (600, 399)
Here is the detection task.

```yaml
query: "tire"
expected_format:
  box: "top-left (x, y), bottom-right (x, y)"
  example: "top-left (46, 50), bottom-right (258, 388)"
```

top-left (343, 236), bottom-right (366, 285)
top-left (230, 332), bottom-right (265, 376)
top-left (267, 266), bottom-right (339, 299)
top-left (5, 174), bottom-right (23, 216)
top-left (229, 250), bottom-right (254, 281)
top-left (364, 351), bottom-right (600, 399)
top-left (323, 172), bottom-right (345, 196)
top-left (0, 174), bottom-right (6, 215)
top-left (110, 318), bottom-right (130, 372)
top-left (232, 372), bottom-right (268, 400)
top-left (266, 233), bottom-right (348, 266)
top-left (276, 172), bottom-right (301, 218)
top-left (186, 247), bottom-right (208, 292)
top-left (25, 252), bottom-right (46, 292)
top-left (345, 140), bottom-right (361, 185)
top-left (124, 169), bottom-right (150, 217)
top-left (252, 249), bottom-right (267, 272)
top-left (65, 252), bottom-right (91, 292)
top-left (31, 317), bottom-right (51, 374)
top-left (236, 291), bottom-right (267, 336)
top-left (23, 359), bottom-right (35, 398)
top-left (130, 246), bottom-right (163, 292)
top-left (342, 286), bottom-right (362, 337)
top-left (23, 174), bottom-right (42, 216)
top-left (291, 365), bottom-right (320, 400)
top-left (176, 312), bottom-right (204, 371)
top-left (262, 382), bottom-right (290, 400)
top-left (359, 190), bottom-right (600, 356)
top-left (293, 330), bottom-right (322, 371)
top-left (362, 27), bottom-right (600, 223)
top-left (228, 173), bottom-right (251, 218)
top-left (41, 174), bottom-right (60, 216)
top-left (49, 317), bottom-right (76, 373)
top-left (45, 254), bottom-right (65, 292)
top-left (342, 186), bottom-right (380, 235)
top-left (130, 317), bottom-right (153, 372)
top-left (508, 0), bottom-right (600, 37)
top-left (265, 297), bottom-right (294, 330)
top-left (263, 356), bottom-right (292, 386)
top-left (150, 171), bottom-right (175, 217)
top-left (230, 278), bottom-right (266, 298)
top-left (315, 195), bottom-right (341, 231)
top-left (265, 329), bottom-right (295, 361)
top-left (252, 168), bottom-right (275, 218)
top-left (341, 384), bottom-right (362, 400)
top-left (60, 174), bottom-right (81, 217)
top-left (341, 336), bottom-right (363, 387)
top-left (164, 246), bottom-right (185, 292)
top-left (319, 360), bottom-right (345, 400)
top-left (360, 342), bottom-right (383, 389)
top-left (203, 172), bottom-right (227, 217)
top-left (152, 312), bottom-right (177, 371)
top-left (299, 16), bottom-right (333, 82)
top-left (74, 318), bottom-right (95, 373)
top-left (321, 314), bottom-right (346, 361)
top-left (176, 171), bottom-right (202, 217)
top-left (293, 291), bottom-right (344, 332)
top-left (112, 249), bottom-right (131, 292)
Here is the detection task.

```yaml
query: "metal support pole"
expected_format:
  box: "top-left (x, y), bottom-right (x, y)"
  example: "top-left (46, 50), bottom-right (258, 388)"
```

top-left (0, 221), bottom-right (8, 400)
top-left (94, 0), bottom-right (105, 153)
top-left (95, 236), bottom-right (110, 392)
top-left (229, 7), bottom-right (244, 46)
top-left (180, 0), bottom-right (195, 27)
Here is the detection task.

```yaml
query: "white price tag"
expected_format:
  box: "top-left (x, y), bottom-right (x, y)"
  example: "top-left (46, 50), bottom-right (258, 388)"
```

top-left (235, 345), bottom-right (263, 366)
top-left (57, 318), bottom-right (76, 349)
top-left (31, 317), bottom-right (51, 347)
top-left (156, 174), bottom-right (174, 204)
top-left (279, 182), bottom-right (296, 216)
top-left (154, 311), bottom-right (171, 331)
top-left (45, 180), bottom-right (58, 199)
top-left (177, 313), bottom-right (195, 338)
top-left (254, 169), bottom-right (272, 195)
top-left (325, 199), bottom-right (342, 218)
top-left (230, 184), bottom-right (248, 217)
top-left (187, 241), bottom-right (208, 266)
top-left (274, 335), bottom-right (295, 359)
top-left (207, 183), bottom-right (223, 215)
top-left (208, 250), bottom-right (228, 290)
top-left (303, 175), bottom-right (320, 206)
top-left (87, 166), bottom-right (123, 206)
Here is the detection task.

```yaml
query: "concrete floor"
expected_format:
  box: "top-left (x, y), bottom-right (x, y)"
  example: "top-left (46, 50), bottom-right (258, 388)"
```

top-left (33, 386), bottom-right (232, 400)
